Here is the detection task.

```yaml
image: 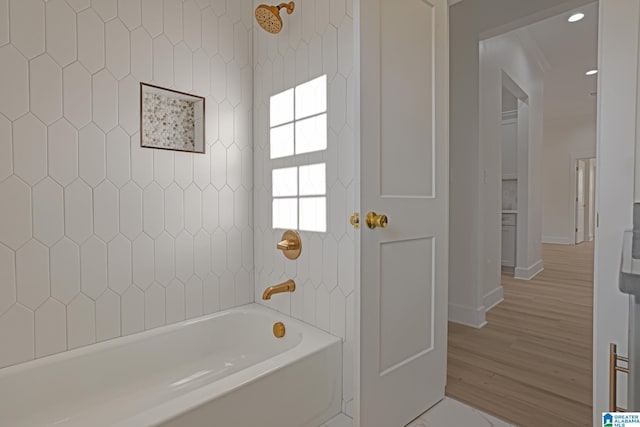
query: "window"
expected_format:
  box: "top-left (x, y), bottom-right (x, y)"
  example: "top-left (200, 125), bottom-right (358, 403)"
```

top-left (270, 75), bottom-right (327, 232)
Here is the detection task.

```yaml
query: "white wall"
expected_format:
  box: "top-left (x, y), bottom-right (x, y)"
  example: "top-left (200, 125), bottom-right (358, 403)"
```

top-left (542, 115), bottom-right (596, 244)
top-left (594, 0), bottom-right (638, 420)
top-left (252, 0), bottom-right (356, 417)
top-left (0, 0), bottom-right (254, 369)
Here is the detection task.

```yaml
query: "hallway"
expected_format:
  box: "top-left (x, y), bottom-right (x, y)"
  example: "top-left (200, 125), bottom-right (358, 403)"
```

top-left (446, 242), bottom-right (594, 426)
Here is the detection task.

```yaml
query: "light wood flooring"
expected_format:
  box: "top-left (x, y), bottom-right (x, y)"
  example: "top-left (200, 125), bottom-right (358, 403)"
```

top-left (446, 242), bottom-right (594, 427)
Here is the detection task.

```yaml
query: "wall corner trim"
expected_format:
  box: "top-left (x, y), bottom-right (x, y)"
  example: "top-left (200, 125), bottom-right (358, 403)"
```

top-left (448, 302), bottom-right (487, 328)
top-left (514, 259), bottom-right (544, 280)
top-left (483, 286), bottom-right (504, 312)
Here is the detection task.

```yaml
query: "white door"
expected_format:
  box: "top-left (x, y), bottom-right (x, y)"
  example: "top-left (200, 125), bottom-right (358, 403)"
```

top-left (576, 160), bottom-right (586, 244)
top-left (356, 0), bottom-right (448, 426)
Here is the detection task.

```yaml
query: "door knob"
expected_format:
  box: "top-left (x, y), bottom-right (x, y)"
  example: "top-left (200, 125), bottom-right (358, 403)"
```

top-left (366, 212), bottom-right (388, 229)
top-left (349, 213), bottom-right (360, 229)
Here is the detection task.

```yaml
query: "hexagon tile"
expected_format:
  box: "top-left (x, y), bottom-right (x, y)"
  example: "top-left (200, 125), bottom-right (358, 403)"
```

top-left (0, 0), bottom-right (256, 370)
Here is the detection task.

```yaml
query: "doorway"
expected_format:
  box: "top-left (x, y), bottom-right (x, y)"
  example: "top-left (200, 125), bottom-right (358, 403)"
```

top-left (575, 158), bottom-right (596, 244)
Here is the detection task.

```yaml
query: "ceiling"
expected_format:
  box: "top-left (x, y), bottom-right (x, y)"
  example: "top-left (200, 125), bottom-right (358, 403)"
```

top-left (514, 1), bottom-right (599, 120)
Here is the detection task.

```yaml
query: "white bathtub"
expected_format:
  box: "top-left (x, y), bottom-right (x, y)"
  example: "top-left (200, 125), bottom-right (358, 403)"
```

top-left (0, 304), bottom-right (342, 427)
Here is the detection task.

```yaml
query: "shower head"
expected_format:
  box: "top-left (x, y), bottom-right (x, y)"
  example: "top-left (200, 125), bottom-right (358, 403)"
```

top-left (255, 2), bottom-right (295, 34)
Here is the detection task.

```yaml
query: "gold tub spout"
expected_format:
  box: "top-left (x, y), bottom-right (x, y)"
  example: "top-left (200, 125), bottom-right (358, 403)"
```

top-left (262, 279), bottom-right (296, 300)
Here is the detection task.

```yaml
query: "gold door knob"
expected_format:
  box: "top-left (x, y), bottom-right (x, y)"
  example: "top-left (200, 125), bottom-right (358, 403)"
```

top-left (366, 212), bottom-right (388, 229)
top-left (349, 213), bottom-right (360, 229)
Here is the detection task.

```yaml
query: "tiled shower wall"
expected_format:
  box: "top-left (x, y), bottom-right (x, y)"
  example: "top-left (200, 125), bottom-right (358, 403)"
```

top-left (252, 0), bottom-right (356, 416)
top-left (0, 0), bottom-right (254, 369)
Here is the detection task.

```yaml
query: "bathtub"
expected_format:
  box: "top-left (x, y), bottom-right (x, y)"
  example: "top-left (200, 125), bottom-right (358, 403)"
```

top-left (0, 304), bottom-right (342, 427)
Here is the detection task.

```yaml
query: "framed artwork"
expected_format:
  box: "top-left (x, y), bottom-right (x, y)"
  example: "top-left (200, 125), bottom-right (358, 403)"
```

top-left (140, 83), bottom-right (205, 153)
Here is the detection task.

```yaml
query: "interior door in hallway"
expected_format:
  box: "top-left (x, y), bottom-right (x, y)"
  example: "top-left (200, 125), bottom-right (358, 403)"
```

top-left (356, 0), bottom-right (449, 426)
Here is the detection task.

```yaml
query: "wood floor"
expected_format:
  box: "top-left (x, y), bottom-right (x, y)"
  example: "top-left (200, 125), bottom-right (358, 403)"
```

top-left (446, 242), bottom-right (594, 427)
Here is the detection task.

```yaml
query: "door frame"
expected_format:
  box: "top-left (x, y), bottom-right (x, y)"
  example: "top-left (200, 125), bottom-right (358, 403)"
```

top-left (571, 156), bottom-right (596, 245)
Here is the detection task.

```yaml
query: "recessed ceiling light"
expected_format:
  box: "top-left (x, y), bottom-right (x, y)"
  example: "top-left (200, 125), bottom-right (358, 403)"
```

top-left (568, 12), bottom-right (585, 22)
top-left (585, 69), bottom-right (598, 76)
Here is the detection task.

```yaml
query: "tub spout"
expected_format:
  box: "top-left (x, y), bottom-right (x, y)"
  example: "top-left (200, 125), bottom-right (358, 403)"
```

top-left (262, 280), bottom-right (296, 300)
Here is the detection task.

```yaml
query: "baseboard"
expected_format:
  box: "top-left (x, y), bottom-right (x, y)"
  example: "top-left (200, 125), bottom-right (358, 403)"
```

top-left (542, 235), bottom-right (573, 245)
top-left (448, 302), bottom-right (487, 328)
top-left (588, 234), bottom-right (594, 241)
top-left (483, 286), bottom-right (504, 312)
top-left (514, 259), bottom-right (544, 280)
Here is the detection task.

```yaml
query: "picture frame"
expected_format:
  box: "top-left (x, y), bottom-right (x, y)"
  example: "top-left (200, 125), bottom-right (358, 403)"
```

top-left (140, 83), bottom-right (206, 154)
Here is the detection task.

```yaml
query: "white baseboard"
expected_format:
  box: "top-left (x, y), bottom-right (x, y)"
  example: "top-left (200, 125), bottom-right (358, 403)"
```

top-left (448, 302), bottom-right (487, 328)
top-left (588, 234), bottom-right (594, 241)
top-left (542, 235), bottom-right (573, 245)
top-left (483, 286), bottom-right (504, 312)
top-left (514, 259), bottom-right (544, 280)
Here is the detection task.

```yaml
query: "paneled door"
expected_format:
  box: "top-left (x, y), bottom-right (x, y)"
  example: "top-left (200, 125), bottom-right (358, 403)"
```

top-left (576, 160), bottom-right (586, 244)
top-left (355, 0), bottom-right (449, 426)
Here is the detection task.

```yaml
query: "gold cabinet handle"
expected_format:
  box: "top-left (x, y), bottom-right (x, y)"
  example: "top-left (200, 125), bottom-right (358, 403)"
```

top-left (366, 212), bottom-right (388, 229)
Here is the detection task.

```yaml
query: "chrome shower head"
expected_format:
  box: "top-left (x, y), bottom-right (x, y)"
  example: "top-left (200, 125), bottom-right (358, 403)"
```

top-left (255, 2), bottom-right (295, 34)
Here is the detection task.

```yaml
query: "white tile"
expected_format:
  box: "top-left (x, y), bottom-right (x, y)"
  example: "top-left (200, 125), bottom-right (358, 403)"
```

top-left (210, 0), bottom-right (225, 16)
top-left (193, 48), bottom-right (210, 95)
top-left (130, 27), bottom-right (152, 81)
top-left (63, 62), bottom-right (92, 129)
top-left (153, 149), bottom-right (174, 189)
top-left (218, 15), bottom-right (233, 63)
top-left (201, 7), bottom-right (218, 57)
top-left (92, 0), bottom-right (117, 21)
top-left (226, 145), bottom-right (241, 191)
top-left (174, 152), bottom-right (193, 189)
top-left (210, 54), bottom-right (226, 102)
top-left (210, 141), bottom-right (227, 190)
top-left (323, 413), bottom-right (352, 427)
top-left (132, 234), bottom-right (154, 290)
top-left (48, 119), bottom-right (78, 187)
top-left (342, 341), bottom-right (354, 401)
top-left (118, 76), bottom-right (139, 136)
top-left (154, 232), bottom-right (175, 286)
top-left (10, 0), bottom-right (44, 59)
top-left (64, 179), bottom-right (93, 244)
top-left (106, 18), bottom-right (130, 80)
top-left (45, 0), bottom-right (76, 67)
top-left (315, 285), bottom-right (330, 332)
top-left (163, 0), bottom-right (183, 45)
top-left (13, 113), bottom-right (47, 185)
top-left (77, 9), bottom-right (104, 73)
top-left (202, 185), bottom-right (219, 232)
top-left (0, 304), bottom-right (34, 368)
top-left (31, 54), bottom-right (63, 124)
top-left (193, 148), bottom-right (211, 190)
top-left (65, 0), bottom-right (90, 12)
top-left (50, 238), bottom-right (81, 304)
top-left (92, 69), bottom-right (118, 133)
top-left (164, 184), bottom-right (184, 237)
top-left (131, 138), bottom-right (154, 187)
top-left (80, 236), bottom-right (108, 300)
top-left (67, 293), bottom-right (96, 349)
top-left (226, 61), bottom-right (242, 107)
top-left (0, 116), bottom-right (10, 181)
top-left (211, 229), bottom-right (227, 276)
top-left (120, 182), bottom-right (144, 240)
top-left (322, 236), bottom-right (338, 290)
top-left (219, 270), bottom-right (235, 310)
top-left (337, 17), bottom-right (353, 78)
top-left (185, 184), bottom-right (203, 235)
top-left (303, 282), bottom-right (316, 325)
top-left (108, 234), bottom-right (133, 295)
top-left (165, 279), bottom-right (185, 323)
top-left (106, 127), bottom-right (131, 187)
top-left (233, 22), bottom-right (249, 68)
top-left (118, 0), bottom-right (141, 30)
top-left (203, 273), bottom-right (220, 314)
top-left (78, 124), bottom-right (107, 187)
top-left (345, 292), bottom-right (354, 342)
top-left (16, 240), bottom-right (49, 311)
top-left (121, 285), bottom-right (144, 335)
top-left (96, 289), bottom-right (120, 341)
top-left (33, 178), bottom-right (64, 246)
top-left (35, 298), bottom-right (67, 358)
top-left (143, 182), bottom-right (165, 238)
top-left (142, 0), bottom-right (163, 37)
top-left (338, 235), bottom-right (354, 295)
top-left (0, 0), bottom-right (7, 47)
top-left (329, 74), bottom-right (347, 132)
top-left (183, 1), bottom-right (201, 51)
top-left (175, 231), bottom-right (194, 282)
top-left (0, 244), bottom-right (14, 316)
top-left (145, 282), bottom-right (166, 329)
top-left (185, 276), bottom-right (203, 318)
top-left (234, 269), bottom-right (251, 305)
top-left (152, 35), bottom-right (173, 87)
top-left (94, 181), bottom-right (119, 242)
top-left (173, 43), bottom-right (193, 92)
top-left (308, 233), bottom-right (323, 284)
top-left (219, 186), bottom-right (234, 231)
top-left (227, 228), bottom-right (241, 272)
top-left (194, 230), bottom-right (211, 279)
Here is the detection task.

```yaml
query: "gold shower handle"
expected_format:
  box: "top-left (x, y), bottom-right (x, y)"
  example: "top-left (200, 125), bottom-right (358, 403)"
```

top-left (366, 212), bottom-right (388, 229)
top-left (277, 2), bottom-right (295, 14)
top-left (276, 230), bottom-right (302, 260)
